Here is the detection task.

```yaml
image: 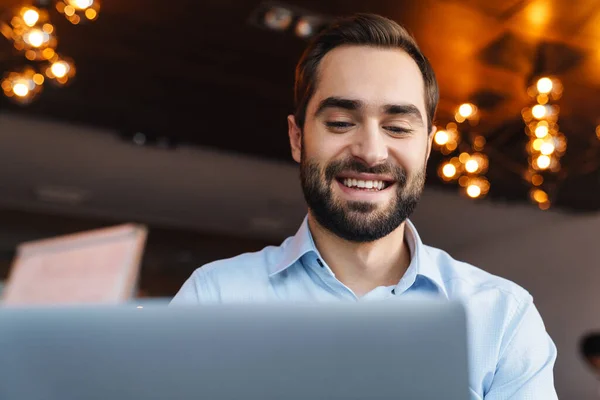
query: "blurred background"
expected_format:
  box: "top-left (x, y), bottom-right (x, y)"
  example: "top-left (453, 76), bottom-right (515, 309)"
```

top-left (0, 0), bottom-right (599, 398)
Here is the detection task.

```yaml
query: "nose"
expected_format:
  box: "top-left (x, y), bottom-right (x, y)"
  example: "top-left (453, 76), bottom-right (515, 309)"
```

top-left (349, 121), bottom-right (388, 167)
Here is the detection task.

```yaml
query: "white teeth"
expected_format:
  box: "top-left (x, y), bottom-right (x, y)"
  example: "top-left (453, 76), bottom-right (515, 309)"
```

top-left (341, 179), bottom-right (387, 190)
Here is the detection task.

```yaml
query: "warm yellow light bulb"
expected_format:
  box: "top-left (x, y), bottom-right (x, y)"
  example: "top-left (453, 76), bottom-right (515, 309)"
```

top-left (465, 159), bottom-right (479, 173)
top-left (22, 9), bottom-right (40, 27)
top-left (13, 82), bottom-right (30, 97)
top-left (532, 105), bottom-right (547, 119)
top-left (536, 155), bottom-right (551, 169)
top-left (51, 61), bottom-right (69, 78)
top-left (535, 125), bottom-right (549, 138)
top-left (466, 184), bottom-right (481, 198)
top-left (25, 29), bottom-right (45, 47)
top-left (536, 77), bottom-right (553, 94)
top-left (458, 103), bottom-right (474, 118)
top-left (442, 163), bottom-right (457, 178)
top-left (531, 174), bottom-right (543, 186)
top-left (532, 139), bottom-right (543, 151)
top-left (434, 130), bottom-right (449, 145)
top-left (539, 201), bottom-right (551, 210)
top-left (64, 5), bottom-right (75, 16)
top-left (42, 48), bottom-right (55, 60)
top-left (33, 73), bottom-right (44, 85)
top-left (540, 142), bottom-right (555, 155)
top-left (85, 8), bottom-right (97, 19)
top-left (68, 0), bottom-right (94, 9)
top-left (532, 189), bottom-right (548, 203)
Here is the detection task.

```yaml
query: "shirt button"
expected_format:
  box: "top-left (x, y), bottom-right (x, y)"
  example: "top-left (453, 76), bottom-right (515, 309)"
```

top-left (316, 259), bottom-right (324, 267)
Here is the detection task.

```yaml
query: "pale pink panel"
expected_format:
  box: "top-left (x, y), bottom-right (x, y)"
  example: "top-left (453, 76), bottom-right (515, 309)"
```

top-left (2, 224), bottom-right (147, 306)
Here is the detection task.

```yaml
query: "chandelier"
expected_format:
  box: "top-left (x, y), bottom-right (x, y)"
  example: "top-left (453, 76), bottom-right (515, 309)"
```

top-left (434, 103), bottom-right (491, 200)
top-left (521, 76), bottom-right (566, 210)
top-left (434, 76), bottom-right (600, 210)
top-left (0, 0), bottom-right (99, 104)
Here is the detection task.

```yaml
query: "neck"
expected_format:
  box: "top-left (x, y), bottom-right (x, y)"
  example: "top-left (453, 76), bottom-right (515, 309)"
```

top-left (307, 212), bottom-right (411, 297)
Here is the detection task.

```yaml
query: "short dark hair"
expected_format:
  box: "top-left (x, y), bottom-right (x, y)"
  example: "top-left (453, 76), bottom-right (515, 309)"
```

top-left (294, 13), bottom-right (439, 133)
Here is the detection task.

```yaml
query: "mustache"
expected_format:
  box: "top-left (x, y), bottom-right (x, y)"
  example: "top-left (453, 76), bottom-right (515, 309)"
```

top-left (324, 159), bottom-right (407, 185)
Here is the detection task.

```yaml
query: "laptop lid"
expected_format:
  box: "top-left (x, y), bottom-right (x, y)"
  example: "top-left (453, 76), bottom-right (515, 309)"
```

top-left (0, 299), bottom-right (469, 400)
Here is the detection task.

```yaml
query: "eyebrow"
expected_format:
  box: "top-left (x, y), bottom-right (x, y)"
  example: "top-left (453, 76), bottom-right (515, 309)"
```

top-left (315, 97), bottom-right (362, 116)
top-left (314, 96), bottom-right (424, 126)
top-left (382, 104), bottom-right (424, 126)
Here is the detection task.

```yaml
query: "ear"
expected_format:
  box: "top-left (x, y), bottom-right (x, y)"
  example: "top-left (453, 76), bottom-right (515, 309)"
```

top-left (425, 125), bottom-right (437, 164)
top-left (288, 115), bottom-right (302, 163)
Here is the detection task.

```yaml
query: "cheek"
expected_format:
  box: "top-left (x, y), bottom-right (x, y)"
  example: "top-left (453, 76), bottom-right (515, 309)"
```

top-left (389, 139), bottom-right (429, 171)
top-left (303, 127), bottom-right (347, 160)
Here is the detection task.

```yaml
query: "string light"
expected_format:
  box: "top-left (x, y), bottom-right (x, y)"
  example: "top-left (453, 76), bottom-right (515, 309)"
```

top-left (455, 103), bottom-right (478, 123)
top-left (535, 155), bottom-right (551, 170)
top-left (473, 135), bottom-right (486, 151)
top-left (522, 76), bottom-right (567, 210)
top-left (463, 176), bottom-right (490, 199)
top-left (434, 103), bottom-right (491, 199)
top-left (460, 152), bottom-right (488, 175)
top-left (531, 104), bottom-right (547, 119)
top-left (3, 6), bottom-right (57, 60)
top-left (531, 174), bottom-right (544, 186)
top-left (22, 8), bottom-right (40, 27)
top-left (1, 67), bottom-right (44, 104)
top-left (434, 130), bottom-right (449, 145)
top-left (433, 123), bottom-right (461, 155)
top-left (529, 188), bottom-right (551, 210)
top-left (56, 0), bottom-right (100, 24)
top-left (536, 77), bottom-right (553, 94)
top-left (458, 103), bottom-right (474, 118)
top-left (263, 7), bottom-right (292, 30)
top-left (437, 157), bottom-right (462, 182)
top-left (466, 184), bottom-right (481, 198)
top-left (1, 1), bottom-right (97, 104)
top-left (294, 16), bottom-right (323, 38)
top-left (534, 122), bottom-right (549, 138)
top-left (530, 188), bottom-right (548, 203)
top-left (44, 55), bottom-right (76, 85)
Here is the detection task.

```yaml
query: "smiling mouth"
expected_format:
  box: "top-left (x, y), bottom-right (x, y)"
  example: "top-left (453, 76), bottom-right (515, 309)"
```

top-left (335, 177), bottom-right (395, 192)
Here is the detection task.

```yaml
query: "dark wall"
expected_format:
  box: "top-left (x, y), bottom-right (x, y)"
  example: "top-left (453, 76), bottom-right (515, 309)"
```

top-left (0, 208), bottom-right (277, 297)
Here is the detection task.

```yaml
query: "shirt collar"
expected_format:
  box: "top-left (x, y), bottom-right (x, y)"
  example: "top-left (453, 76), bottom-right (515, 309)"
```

top-left (403, 219), bottom-right (448, 298)
top-left (269, 216), bottom-right (448, 298)
top-left (268, 216), bottom-right (317, 277)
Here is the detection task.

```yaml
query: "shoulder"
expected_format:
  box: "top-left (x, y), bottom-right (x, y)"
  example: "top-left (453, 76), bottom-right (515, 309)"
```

top-left (425, 246), bottom-right (535, 335)
top-left (170, 238), bottom-right (293, 304)
top-left (424, 246), bottom-right (531, 305)
top-left (422, 245), bottom-right (552, 363)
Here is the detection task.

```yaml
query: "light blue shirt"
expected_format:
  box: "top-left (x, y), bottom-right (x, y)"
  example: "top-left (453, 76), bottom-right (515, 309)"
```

top-left (171, 217), bottom-right (558, 399)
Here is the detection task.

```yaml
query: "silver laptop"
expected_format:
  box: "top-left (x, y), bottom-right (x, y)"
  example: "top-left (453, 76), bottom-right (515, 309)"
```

top-left (0, 298), bottom-right (469, 400)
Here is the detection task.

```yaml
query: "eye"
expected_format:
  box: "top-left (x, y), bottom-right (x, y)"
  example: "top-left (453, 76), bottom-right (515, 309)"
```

top-left (384, 126), bottom-right (413, 136)
top-left (325, 121), bottom-right (355, 132)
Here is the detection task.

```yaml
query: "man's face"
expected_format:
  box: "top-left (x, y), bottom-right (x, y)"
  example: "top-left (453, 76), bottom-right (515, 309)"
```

top-left (288, 45), bottom-right (434, 242)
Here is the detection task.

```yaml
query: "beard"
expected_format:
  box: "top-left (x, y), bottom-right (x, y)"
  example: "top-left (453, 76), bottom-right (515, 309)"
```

top-left (300, 151), bottom-right (426, 243)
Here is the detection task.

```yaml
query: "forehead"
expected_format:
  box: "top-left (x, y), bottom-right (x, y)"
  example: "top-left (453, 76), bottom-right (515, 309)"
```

top-left (311, 45), bottom-right (426, 115)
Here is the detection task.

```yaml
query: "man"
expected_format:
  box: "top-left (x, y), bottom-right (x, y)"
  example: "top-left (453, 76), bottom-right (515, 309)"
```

top-left (171, 13), bottom-right (557, 399)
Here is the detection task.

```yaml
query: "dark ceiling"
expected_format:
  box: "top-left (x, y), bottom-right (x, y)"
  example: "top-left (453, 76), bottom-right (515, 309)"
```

top-left (1, 0), bottom-right (600, 211)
